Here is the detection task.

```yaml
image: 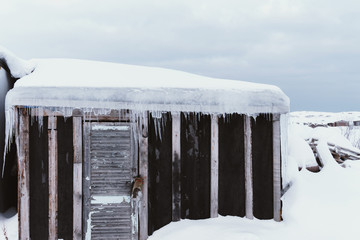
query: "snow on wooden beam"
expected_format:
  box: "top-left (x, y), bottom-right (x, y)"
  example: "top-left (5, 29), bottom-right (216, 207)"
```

top-left (244, 115), bottom-right (253, 219)
top-left (18, 108), bottom-right (30, 240)
top-left (273, 114), bottom-right (282, 222)
top-left (210, 114), bottom-right (219, 218)
top-left (172, 113), bottom-right (181, 221)
top-left (48, 116), bottom-right (58, 240)
top-left (139, 113), bottom-right (149, 240)
top-left (73, 117), bottom-right (82, 240)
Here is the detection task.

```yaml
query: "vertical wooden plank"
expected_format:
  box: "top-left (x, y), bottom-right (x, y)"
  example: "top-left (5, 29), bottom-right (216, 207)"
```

top-left (57, 117), bottom-right (74, 239)
top-left (244, 115), bottom-right (253, 219)
top-left (280, 114), bottom-right (289, 190)
top-left (82, 122), bottom-right (91, 239)
top-left (180, 113), bottom-right (211, 219)
top-left (73, 117), bottom-right (82, 239)
top-left (131, 120), bottom-right (139, 240)
top-left (29, 116), bottom-right (49, 239)
top-left (18, 108), bottom-right (30, 240)
top-left (218, 114), bottom-right (245, 217)
top-left (147, 113), bottom-right (172, 235)
top-left (48, 116), bottom-right (58, 240)
top-left (251, 114), bottom-right (274, 219)
top-left (172, 113), bottom-right (181, 221)
top-left (273, 114), bottom-right (282, 222)
top-left (139, 114), bottom-right (149, 240)
top-left (210, 115), bottom-right (219, 218)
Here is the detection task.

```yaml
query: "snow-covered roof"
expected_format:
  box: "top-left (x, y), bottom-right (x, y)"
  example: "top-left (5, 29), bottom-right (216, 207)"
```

top-left (0, 46), bottom-right (35, 79)
top-left (5, 58), bottom-right (289, 114)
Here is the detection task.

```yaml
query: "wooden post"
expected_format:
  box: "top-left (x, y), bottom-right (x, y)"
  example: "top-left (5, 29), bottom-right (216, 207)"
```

top-left (273, 114), bottom-right (282, 222)
top-left (73, 117), bottom-right (83, 239)
top-left (48, 116), bottom-right (58, 240)
top-left (82, 122), bottom-right (91, 239)
top-left (210, 114), bottom-right (219, 218)
top-left (139, 114), bottom-right (149, 240)
top-left (18, 108), bottom-right (30, 240)
top-left (172, 113), bottom-right (181, 221)
top-left (244, 115), bottom-right (253, 219)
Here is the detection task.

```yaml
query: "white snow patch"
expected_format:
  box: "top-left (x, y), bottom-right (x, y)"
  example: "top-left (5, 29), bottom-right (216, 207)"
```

top-left (0, 208), bottom-right (17, 240)
top-left (92, 196), bottom-right (131, 204)
top-left (92, 125), bottom-right (130, 131)
top-left (0, 46), bottom-right (35, 79)
top-left (288, 133), bottom-right (316, 168)
top-left (315, 140), bottom-right (339, 168)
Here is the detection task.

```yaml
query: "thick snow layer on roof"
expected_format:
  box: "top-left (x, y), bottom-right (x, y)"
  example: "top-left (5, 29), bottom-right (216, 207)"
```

top-left (6, 58), bottom-right (289, 114)
top-left (0, 46), bottom-right (35, 79)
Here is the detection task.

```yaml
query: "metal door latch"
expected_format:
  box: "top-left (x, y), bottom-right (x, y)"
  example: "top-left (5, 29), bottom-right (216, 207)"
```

top-left (132, 176), bottom-right (144, 198)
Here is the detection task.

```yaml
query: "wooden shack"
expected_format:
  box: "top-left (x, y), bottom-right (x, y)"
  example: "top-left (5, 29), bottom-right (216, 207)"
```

top-left (4, 58), bottom-right (289, 240)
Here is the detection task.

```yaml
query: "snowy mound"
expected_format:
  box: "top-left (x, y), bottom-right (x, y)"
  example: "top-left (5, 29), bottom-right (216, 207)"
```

top-left (6, 58), bottom-right (289, 115)
top-left (0, 46), bottom-right (35, 79)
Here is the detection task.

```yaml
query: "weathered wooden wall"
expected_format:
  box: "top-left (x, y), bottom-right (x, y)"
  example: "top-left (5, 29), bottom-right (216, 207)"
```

top-left (20, 109), bottom-right (281, 239)
top-left (218, 114), bottom-right (246, 217)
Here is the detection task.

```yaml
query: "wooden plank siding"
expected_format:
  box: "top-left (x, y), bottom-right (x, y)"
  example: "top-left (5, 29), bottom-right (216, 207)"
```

top-left (57, 117), bottom-right (74, 240)
top-left (73, 117), bottom-right (82, 239)
top-left (273, 114), bottom-right (282, 222)
top-left (18, 108), bottom-right (30, 240)
top-left (29, 116), bottom-right (49, 239)
top-left (251, 114), bottom-right (274, 219)
top-left (139, 113), bottom-right (149, 240)
top-left (48, 116), bottom-right (58, 240)
top-left (172, 113), bottom-right (181, 221)
top-left (210, 115), bottom-right (219, 218)
top-left (244, 115), bottom-right (253, 219)
top-left (218, 114), bottom-right (246, 217)
top-left (180, 113), bottom-right (211, 220)
top-left (148, 113), bottom-right (172, 235)
top-left (82, 122), bottom-right (91, 239)
top-left (16, 108), bottom-right (284, 239)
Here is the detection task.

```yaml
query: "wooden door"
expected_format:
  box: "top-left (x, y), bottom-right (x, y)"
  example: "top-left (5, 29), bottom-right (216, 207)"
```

top-left (83, 122), bottom-right (138, 240)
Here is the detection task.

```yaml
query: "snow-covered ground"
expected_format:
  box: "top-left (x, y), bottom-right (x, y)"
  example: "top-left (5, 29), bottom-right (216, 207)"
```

top-left (1, 112), bottom-right (360, 240)
top-left (149, 166), bottom-right (360, 240)
top-left (0, 208), bottom-right (16, 240)
top-left (290, 111), bottom-right (360, 149)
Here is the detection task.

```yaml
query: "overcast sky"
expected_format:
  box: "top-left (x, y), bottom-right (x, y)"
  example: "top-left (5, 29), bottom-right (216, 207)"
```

top-left (1, 0), bottom-right (360, 112)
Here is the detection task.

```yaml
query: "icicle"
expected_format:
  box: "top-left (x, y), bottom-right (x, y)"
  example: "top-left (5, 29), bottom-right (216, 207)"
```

top-left (225, 113), bottom-right (230, 123)
top-left (156, 118), bottom-right (162, 142)
top-left (2, 107), bottom-right (15, 177)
